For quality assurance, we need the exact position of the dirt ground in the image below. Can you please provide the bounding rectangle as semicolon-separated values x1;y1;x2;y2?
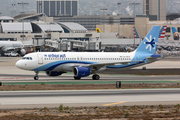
0;104;180;120
0;83;180;91
0;83;180;119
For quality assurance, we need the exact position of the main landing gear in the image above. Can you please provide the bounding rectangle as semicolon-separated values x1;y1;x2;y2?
34;71;39;80
92;74;100;80
73;74;100;80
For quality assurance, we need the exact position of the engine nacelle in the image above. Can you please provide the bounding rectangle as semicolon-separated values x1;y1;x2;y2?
20;49;26;55
73;67;91;78
46;71;63;76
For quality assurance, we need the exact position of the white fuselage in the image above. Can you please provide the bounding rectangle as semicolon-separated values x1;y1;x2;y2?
16;51;139;72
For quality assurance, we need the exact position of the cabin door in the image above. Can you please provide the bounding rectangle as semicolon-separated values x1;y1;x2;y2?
37;54;43;64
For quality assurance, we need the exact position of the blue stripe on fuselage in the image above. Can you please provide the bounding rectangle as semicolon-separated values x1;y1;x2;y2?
32;60;96;71
32;60;146;71
106;61;144;69
150;54;162;58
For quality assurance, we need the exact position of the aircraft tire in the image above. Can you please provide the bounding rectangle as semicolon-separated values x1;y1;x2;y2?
74;76;81;80
34;76;39;80
92;75;100;80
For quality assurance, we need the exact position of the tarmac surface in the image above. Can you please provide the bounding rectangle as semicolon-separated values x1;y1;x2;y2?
0;57;180;109
0;74;180;84
0;89;180;109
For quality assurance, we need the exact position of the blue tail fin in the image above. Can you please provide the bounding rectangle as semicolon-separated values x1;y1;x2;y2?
172;27;177;36
135;26;160;55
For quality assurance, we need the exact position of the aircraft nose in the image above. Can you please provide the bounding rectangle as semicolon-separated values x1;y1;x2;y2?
15;60;22;69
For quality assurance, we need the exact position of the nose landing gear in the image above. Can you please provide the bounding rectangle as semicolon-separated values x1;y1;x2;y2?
34;71;39;80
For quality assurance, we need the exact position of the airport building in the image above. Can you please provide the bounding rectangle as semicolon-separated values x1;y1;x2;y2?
0;20;101;52
53;15;135;31
36;0;78;17
97;17;180;40
0;16;14;23
143;0;166;21
1;12;180;52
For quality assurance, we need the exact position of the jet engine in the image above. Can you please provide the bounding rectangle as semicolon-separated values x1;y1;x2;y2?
46;71;63;76
20;49;26;55
73;67;91;78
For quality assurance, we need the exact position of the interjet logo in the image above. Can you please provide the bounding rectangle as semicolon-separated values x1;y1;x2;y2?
44;54;47;57
144;35;156;51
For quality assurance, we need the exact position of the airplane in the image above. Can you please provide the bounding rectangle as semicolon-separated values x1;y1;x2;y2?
171;27;180;40
16;26;162;80
0;41;26;56
133;26;167;40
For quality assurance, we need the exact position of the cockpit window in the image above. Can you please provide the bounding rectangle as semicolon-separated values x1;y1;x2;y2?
22;57;33;60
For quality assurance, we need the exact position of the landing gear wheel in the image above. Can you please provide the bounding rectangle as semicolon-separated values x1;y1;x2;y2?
92;75;100;80
34;71;39;80
34;76;39;80
74;76;81;80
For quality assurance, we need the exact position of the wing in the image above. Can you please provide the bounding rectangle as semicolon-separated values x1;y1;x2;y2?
73;60;143;71
72;54;163;71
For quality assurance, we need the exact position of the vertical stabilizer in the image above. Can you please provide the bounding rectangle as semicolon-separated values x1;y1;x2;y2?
172;27;177;36
133;27;140;38
135;26;161;55
158;26;167;40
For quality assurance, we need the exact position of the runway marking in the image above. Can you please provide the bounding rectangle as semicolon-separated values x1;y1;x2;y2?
102;101;126;106
0;78;31;80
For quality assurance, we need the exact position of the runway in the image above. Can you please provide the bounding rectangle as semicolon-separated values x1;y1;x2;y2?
0;74;180;84
0;89;180;109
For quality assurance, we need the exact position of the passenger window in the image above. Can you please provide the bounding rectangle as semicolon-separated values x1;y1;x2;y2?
27;57;29;60
30;57;32;60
